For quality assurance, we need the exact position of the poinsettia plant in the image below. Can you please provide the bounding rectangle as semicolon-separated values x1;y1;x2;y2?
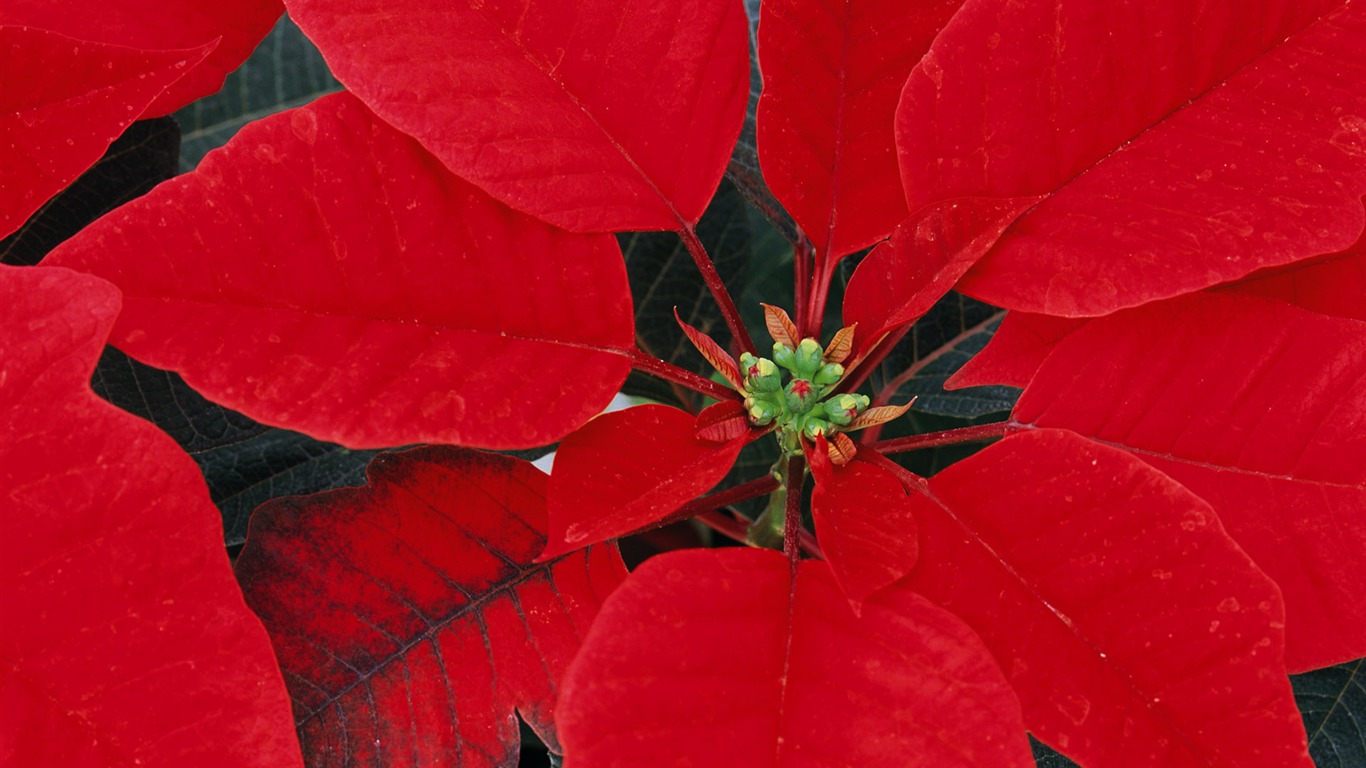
3;0;1365;765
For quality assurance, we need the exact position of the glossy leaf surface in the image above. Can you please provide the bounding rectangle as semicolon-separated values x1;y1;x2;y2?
0;27;207;239
899;0;1366;315
0;266;300;767
756;0;961;257
558;548;1032;767
544;405;749;558
809;450;918;612
287;0;749;232
842;195;1041;351
905;429;1310;767
2;0;282;115
45;91;634;450
1228;230;1366;321
236;446;626;767
1014;293;1366;671
945;312;1084;390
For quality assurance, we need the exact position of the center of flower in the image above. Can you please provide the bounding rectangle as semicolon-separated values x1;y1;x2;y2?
739;337;870;454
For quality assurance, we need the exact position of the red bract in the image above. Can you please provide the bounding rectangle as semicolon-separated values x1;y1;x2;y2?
45;92;634;449
8;0;1366;764
0;266;300;767
235;447;625;766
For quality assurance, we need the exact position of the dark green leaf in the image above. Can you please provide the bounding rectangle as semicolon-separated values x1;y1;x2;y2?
2;118;179;266
726;0;799;245
200;430;378;546
1295;658;1366;768
873;292;1019;418
1031;737;1081;768
90;347;266;453
621;180;750;409
174;14;339;169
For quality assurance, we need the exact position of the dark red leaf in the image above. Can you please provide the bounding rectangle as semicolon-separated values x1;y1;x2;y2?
286;0;748;232
904;429;1310;767
235;446;626;767
899;0;1366;315
0;26;209;239
45;92;634;450
810;454;918;612
842;195;1041;351
0;265;300;767
2;0;282;115
756;0;963;258
695;399;752;444
543;405;749;558
557;548;1032;767
944;312;1084;390
1013;292;1366;671
676;307;744;390
1225;227;1366;320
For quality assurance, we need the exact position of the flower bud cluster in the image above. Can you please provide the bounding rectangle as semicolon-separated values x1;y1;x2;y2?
740;341;870;453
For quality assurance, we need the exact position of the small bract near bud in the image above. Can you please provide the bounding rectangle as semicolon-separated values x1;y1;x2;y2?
793;338;824;377
813;362;844;387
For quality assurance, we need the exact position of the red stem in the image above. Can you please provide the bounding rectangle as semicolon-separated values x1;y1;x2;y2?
674;474;780;521
866;421;1011;455
679;225;755;355
628;348;736;402
803;251;839;339
783;453;806;562
837;325;911;397
694;510;754;545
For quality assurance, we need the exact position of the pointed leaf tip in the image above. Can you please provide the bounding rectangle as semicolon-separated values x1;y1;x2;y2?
847;400;915;431
675;307;744;390
761;302;802;349
823;324;857;364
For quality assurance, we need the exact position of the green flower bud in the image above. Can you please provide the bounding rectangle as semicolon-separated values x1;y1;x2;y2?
785;378;817;413
772;342;796;372
802;414;832;440
793;338;824;378
740;354;782;393
812;362;844;387
746;397;779;426
822;394;863;426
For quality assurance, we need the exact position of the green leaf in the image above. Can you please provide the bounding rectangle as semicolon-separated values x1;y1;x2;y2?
1295;658;1366;768
174;14;339;169
873;292;1019;418
726;0;799;245
2;118;179;266
621;179;750;409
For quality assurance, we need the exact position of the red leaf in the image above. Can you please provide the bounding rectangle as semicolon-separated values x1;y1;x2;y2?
235;446;626;767
810;455;918;612
695;399;752;444
543;405;749;558
1225;227;1366;321
842;195;1041;348
44;92;634;450
904;429;1310;767
899;1;1366;315
676;308;744;390
2;0;282;116
756;0;962;257
286;0;748;232
1013;292;1366;670
558;548;1032;767
0;266;300;767
944;312;1084;389
0;26;210;239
